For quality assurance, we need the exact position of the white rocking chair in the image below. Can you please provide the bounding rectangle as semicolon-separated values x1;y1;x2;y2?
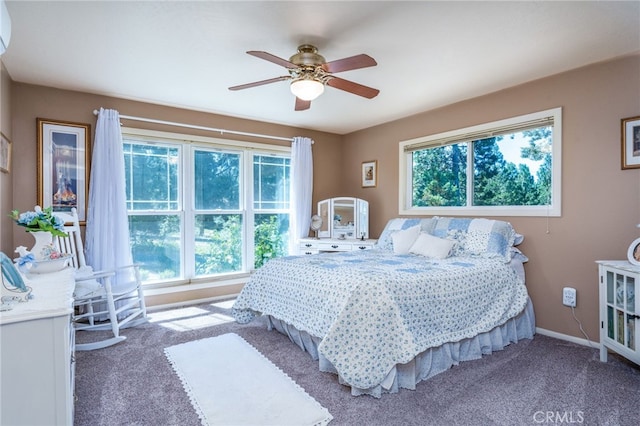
52;207;147;351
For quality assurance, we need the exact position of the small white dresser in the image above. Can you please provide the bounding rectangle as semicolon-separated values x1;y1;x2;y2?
1;268;76;426
597;260;639;366
299;238;377;255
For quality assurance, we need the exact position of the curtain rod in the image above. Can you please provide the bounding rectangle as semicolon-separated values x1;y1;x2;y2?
92;109;299;143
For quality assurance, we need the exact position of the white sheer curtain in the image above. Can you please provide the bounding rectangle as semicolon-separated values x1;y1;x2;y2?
85;108;133;287
289;137;314;254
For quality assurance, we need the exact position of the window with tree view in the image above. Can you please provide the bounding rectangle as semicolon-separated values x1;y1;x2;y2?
400;108;561;216
123;132;291;285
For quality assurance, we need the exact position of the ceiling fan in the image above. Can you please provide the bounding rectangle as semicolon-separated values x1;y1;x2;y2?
228;44;379;111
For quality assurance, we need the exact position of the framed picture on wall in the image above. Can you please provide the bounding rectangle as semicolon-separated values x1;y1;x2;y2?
37;118;91;223
621;115;640;169
362;160;377;188
0;132;10;173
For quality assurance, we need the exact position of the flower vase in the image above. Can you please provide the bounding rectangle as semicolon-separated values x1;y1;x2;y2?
29;231;53;260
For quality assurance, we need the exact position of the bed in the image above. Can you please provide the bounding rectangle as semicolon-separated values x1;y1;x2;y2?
232;217;535;397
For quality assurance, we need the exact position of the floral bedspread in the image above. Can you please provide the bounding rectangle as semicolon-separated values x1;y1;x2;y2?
232;250;528;390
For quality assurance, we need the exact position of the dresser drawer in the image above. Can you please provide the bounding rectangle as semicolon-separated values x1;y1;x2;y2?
301;250;319;255
354;243;374;250
298;238;377;254
300;240;320;250
318;242;351;251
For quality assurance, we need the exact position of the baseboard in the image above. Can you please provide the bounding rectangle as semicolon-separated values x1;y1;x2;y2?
144;276;247;296
535;327;600;350
142;277;246;309
148;300;602;351
146;292;240;313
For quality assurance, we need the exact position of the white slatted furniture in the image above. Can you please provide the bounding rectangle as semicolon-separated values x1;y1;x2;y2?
53;207;148;351
597;260;640;366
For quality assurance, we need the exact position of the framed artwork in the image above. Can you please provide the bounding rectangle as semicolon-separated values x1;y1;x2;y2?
621;115;640;169
628;238;640;266
361;160;377;188
37;118;91;223
0;132;10;173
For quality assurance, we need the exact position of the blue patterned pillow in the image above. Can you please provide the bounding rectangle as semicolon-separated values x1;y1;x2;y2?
431;217;517;262
375;217;437;251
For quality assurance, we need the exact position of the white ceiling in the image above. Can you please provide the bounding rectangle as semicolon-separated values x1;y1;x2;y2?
2;1;639;135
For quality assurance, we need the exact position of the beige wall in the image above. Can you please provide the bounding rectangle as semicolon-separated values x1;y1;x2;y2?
8;82;343;249
341;54;640;341
4;54;640;341
6;81;343;304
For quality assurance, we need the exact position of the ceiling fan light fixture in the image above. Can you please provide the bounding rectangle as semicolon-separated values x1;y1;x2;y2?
230;45;378;110
290;77;325;101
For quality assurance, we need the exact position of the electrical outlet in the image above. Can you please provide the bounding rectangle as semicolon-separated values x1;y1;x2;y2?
563;287;576;307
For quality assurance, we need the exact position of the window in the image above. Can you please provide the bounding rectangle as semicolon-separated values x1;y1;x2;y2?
253;154;290;268
122;129;291;285
399;108;562;217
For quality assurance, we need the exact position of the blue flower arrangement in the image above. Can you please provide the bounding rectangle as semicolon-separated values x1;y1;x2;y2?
9;206;67;237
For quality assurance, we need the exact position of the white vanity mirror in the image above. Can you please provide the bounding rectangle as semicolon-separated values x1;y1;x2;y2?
316;197;369;240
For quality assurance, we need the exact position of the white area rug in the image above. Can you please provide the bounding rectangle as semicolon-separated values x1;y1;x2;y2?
164;333;333;426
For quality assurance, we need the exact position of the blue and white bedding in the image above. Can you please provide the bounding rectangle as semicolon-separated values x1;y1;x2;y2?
232;249;529;392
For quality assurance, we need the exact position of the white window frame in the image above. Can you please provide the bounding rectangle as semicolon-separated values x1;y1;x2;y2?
398;107;562;217
121;127;291;286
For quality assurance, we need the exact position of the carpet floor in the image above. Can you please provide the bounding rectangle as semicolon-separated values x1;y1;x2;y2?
74;299;640;426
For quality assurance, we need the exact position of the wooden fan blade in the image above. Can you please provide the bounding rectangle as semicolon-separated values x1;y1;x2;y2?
229;76;290;91
247;51;298;69
322;54;377;73
326;77;380;99
295;97;311;111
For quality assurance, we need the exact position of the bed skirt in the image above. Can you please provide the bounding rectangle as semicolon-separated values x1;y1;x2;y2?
267;297;536;398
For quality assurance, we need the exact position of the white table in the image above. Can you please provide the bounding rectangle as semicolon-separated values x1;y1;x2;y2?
1;268;76;425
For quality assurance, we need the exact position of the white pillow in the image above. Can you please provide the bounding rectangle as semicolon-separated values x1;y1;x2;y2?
409;233;455;259
391;225;421;254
